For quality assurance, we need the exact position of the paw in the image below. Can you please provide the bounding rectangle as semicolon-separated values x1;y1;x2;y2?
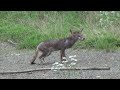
61;57;68;63
62;57;67;60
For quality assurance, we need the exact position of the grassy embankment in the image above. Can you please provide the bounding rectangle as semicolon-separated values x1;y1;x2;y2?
0;11;120;52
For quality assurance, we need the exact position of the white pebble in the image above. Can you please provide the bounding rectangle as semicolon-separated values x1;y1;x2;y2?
57;64;64;66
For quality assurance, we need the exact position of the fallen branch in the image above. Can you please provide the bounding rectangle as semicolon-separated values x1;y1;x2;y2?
0;67;110;75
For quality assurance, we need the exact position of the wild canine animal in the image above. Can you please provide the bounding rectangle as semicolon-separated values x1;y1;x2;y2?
30;29;85;64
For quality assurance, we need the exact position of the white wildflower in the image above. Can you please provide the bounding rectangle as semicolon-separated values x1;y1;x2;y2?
51;62;66;71
69;55;76;58
57;63;65;68
59;65;66;69
70;58;77;61
51;66;55;70
51;66;59;70
57;63;64;66
62;57;66;60
99;18;103;23
15;54;20;56
52;62;59;65
69;62;76;66
62;60;68;63
11;53;20;56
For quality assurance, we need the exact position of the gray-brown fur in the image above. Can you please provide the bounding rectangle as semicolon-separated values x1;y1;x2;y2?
30;29;85;64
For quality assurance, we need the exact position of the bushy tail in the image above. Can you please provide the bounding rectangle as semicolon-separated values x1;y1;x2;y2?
30;49;39;64
30;42;44;64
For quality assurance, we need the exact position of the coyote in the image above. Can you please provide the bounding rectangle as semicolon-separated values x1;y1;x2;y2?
30;29;85;64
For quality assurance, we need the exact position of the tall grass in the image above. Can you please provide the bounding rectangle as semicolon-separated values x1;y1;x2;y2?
0;11;120;51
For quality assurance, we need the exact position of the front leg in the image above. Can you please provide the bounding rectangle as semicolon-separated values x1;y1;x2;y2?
60;49;66;61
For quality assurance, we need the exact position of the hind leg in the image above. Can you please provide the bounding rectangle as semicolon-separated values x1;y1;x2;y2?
38;53;45;64
30;50;38;64
38;50;52;64
60;49;66;62
30;50;43;64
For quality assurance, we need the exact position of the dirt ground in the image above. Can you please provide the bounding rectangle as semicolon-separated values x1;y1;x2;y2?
0;42;120;79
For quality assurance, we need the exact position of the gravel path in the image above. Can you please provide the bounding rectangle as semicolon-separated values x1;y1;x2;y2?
0;42;120;79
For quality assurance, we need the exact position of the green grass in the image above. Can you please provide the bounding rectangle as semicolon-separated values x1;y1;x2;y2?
0;11;120;51
75;29;120;52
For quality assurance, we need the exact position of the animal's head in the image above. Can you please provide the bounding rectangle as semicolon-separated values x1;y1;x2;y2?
70;29;85;41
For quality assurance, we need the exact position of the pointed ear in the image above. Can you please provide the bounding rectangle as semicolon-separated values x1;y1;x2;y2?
70;29;72;34
80;28;83;32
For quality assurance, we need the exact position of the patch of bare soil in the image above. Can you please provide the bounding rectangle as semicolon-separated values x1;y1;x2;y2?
0;42;120;79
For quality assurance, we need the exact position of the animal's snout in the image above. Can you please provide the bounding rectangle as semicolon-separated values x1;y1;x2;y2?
78;36;85;40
